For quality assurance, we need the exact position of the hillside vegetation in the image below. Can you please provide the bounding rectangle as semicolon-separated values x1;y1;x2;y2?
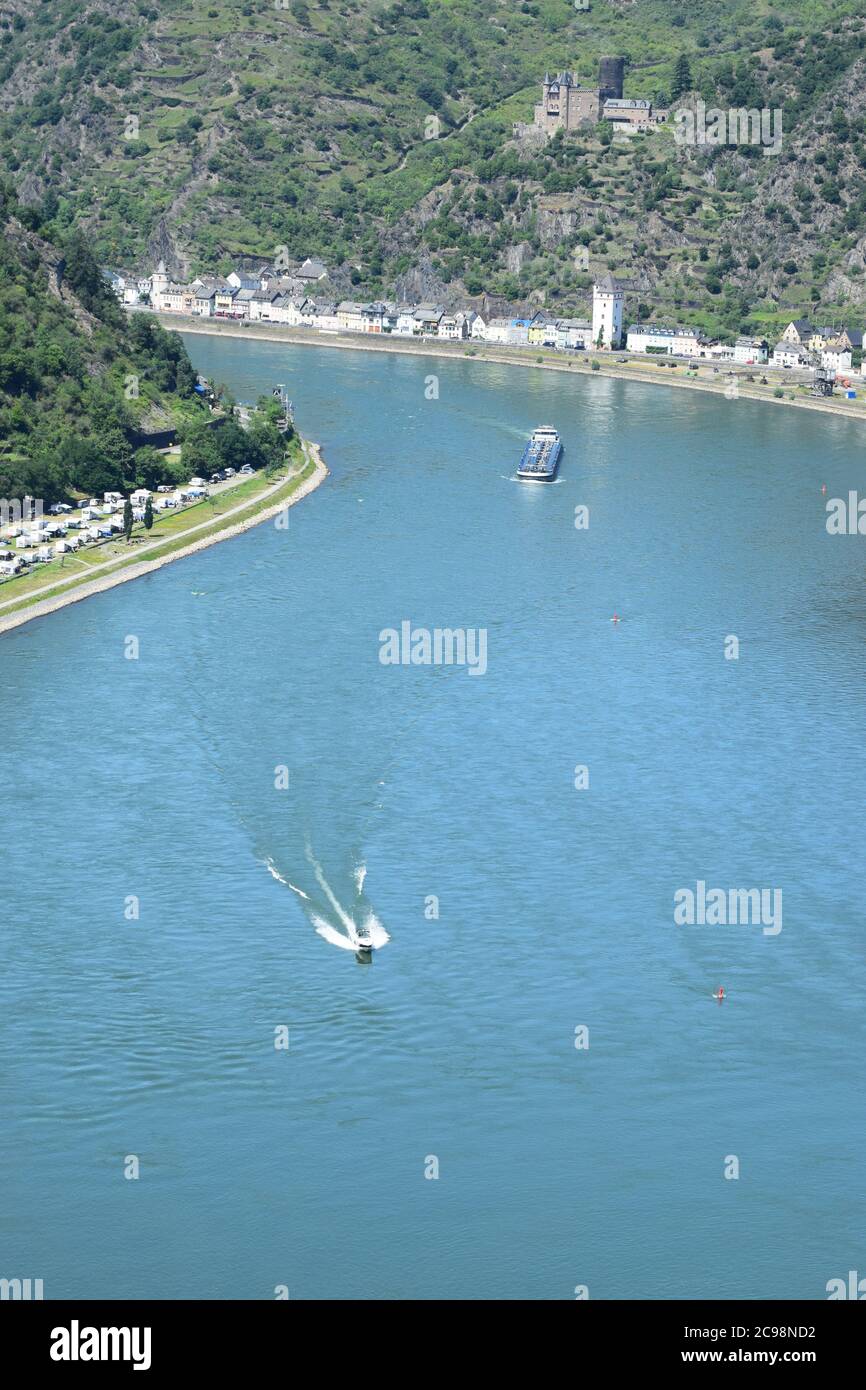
3;1;866;339
0;179;212;503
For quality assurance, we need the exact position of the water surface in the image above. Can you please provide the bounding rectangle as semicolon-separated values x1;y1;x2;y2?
1;339;864;1299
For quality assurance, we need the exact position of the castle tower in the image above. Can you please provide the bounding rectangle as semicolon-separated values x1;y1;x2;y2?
598;56;625;102
592;273;624;349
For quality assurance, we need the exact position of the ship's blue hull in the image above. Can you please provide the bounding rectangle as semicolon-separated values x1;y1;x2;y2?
517;437;562;481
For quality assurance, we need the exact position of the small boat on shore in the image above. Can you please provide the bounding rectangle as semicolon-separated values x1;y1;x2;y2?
517;426;562;481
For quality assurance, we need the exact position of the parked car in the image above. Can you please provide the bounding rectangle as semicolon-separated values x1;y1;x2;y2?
239;464;254;475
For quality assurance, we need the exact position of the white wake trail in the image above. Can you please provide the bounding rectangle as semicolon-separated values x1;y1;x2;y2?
306;844;359;936
305;844;390;952
264;857;310;899
362;911;390;949
312;914;359;952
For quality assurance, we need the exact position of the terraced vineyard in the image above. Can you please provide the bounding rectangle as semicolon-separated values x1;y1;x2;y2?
3;1;866;339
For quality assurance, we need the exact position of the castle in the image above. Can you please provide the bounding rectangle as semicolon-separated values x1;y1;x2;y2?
533;57;660;135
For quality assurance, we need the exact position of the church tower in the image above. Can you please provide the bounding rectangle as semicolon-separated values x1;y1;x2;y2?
150;260;169;310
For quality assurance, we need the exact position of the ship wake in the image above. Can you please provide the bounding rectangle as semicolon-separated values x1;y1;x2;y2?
263;847;389;953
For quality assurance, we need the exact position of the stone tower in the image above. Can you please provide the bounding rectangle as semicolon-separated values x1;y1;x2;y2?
592;273;624;349
598;56;625;102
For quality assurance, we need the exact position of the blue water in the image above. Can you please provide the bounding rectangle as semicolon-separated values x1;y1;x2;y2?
1;338;864;1300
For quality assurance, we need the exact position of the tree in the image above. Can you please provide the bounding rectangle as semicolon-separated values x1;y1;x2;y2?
123;497;133;542
143;495;154;531
671;54;693;101
62;230;118;320
178;417;223;477
133;445;166;490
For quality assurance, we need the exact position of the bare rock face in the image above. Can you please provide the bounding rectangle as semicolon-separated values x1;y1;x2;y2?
393;257;453;305
536;206;581;249
826;269;866;306
506;241;533;274
147;218;186;280
843;235;866;273
17;169;45;207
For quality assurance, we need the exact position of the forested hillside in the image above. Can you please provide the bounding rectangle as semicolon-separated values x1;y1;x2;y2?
3;1;866;339
0;179;205;503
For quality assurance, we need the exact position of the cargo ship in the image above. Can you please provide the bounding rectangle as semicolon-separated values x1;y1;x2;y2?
517;426;562;481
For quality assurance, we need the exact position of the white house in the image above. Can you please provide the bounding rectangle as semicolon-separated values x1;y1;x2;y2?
821;346;853;374
733;337;769;365
192;285;218;317
438;313;463;340
671;328;704;357
248;291;280;322
310;302;340;331
592;273;625;349
485;318;511;345
555;318;591;350
104;270;141;305
414;305;444;336
263;295;292;325
626;324;703;356
772;342;812;369
470;313;487;340
626;324;676;354
395;308;417;336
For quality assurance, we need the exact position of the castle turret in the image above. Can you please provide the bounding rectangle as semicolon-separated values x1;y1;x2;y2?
534;69;600;133
592;273;624;349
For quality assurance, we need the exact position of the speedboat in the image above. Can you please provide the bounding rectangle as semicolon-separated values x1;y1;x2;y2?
354;921;374;954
